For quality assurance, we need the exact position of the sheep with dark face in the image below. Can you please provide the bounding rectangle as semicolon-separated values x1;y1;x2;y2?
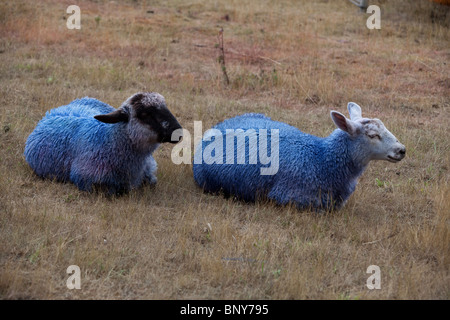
24;92;182;194
193;102;406;210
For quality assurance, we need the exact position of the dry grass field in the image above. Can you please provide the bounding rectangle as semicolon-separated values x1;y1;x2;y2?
0;0;449;300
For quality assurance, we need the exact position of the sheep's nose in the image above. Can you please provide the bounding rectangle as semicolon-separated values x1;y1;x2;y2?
165;126;183;144
398;145;406;156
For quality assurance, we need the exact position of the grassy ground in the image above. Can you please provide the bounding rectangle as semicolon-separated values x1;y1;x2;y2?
0;0;449;299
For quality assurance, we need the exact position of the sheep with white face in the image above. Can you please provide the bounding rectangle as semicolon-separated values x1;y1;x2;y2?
331;102;406;165
193;102;406;210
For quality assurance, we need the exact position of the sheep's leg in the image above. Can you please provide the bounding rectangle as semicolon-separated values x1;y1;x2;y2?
143;155;158;185
69;169;93;192
268;184;341;212
69;160;96;192
267;184;312;209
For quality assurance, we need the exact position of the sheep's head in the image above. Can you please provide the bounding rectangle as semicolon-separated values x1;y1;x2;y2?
330;102;406;163
94;92;182;145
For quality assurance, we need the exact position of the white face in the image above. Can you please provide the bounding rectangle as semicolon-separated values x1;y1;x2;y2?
357;118;406;163
331;102;406;163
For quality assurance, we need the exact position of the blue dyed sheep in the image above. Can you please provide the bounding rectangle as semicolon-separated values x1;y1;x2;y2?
193;102;406;210
24;92;182;194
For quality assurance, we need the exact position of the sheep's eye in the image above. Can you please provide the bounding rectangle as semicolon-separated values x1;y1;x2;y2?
140;112;148;118
368;134;381;140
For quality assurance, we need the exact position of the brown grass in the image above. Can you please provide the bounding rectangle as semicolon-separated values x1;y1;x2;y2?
0;0;449;299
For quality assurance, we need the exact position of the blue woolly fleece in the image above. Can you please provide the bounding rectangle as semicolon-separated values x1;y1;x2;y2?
193;113;368;210
24;98;158;194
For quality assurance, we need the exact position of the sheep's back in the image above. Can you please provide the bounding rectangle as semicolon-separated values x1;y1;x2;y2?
24;98;119;182
193;113;324;201
45;97;116;119
213;113;299;133
25;116;82;181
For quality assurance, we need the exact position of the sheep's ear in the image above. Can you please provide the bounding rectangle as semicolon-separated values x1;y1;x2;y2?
330;111;359;137
347;102;362;121
94;110;129;123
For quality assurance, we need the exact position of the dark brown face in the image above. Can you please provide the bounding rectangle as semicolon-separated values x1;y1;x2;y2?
131;93;182;144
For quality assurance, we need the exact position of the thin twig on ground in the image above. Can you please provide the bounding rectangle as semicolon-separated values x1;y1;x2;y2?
217;28;230;85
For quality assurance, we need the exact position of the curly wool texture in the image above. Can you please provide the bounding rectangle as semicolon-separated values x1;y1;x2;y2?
24;98;159;194
193;113;368;210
